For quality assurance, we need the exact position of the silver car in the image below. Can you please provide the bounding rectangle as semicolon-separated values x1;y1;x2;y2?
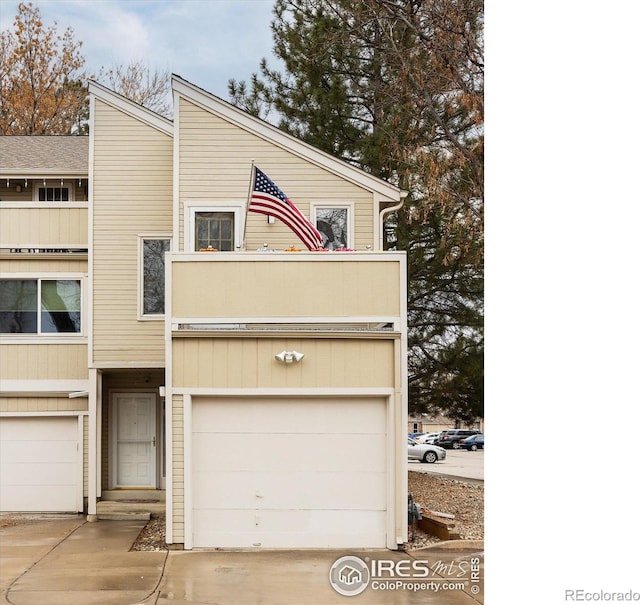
414;432;441;445
408;438;447;463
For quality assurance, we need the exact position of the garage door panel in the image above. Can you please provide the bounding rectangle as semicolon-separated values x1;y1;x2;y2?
193;398;386;434
193;509;386;549
0;440;77;464
0;417;79;512
193;470;387;510
0;417;77;440
192;433;385;472
191;397;388;549
0;485;76;512
1;462;77;486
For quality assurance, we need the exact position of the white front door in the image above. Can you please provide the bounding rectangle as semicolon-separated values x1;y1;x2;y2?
114;393;156;487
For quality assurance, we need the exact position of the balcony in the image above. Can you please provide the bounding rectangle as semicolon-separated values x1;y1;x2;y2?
168;251;406;332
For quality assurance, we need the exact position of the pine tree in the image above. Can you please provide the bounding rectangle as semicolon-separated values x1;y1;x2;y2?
229;0;484;423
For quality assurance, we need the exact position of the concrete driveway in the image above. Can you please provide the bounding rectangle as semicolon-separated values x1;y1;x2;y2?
0;516;166;605
1;517;483;605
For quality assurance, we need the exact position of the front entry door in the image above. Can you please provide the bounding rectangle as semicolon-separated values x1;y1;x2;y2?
114;393;156;487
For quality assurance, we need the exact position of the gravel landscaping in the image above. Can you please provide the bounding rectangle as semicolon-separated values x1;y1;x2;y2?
405;471;484;550
129;471;484;552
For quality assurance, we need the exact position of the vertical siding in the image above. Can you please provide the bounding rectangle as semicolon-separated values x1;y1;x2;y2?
172;338;395;389
177;99;374;252
0;344;88;380
0;208;88;246
172;394;184;543
92;100;173;363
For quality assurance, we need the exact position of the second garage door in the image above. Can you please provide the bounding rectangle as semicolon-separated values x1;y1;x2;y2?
191;397;387;548
0;416;80;512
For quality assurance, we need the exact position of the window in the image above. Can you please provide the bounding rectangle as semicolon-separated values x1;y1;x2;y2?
186;205;242;252
0;279;81;334
39;187;69;202
313;205;352;250
195;212;235;251
32;181;75;202
141;238;171;316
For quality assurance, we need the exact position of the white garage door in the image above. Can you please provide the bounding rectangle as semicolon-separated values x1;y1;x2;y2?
0;416;80;512
191;397;387;548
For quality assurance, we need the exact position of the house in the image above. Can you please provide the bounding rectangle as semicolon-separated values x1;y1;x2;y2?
0;136;89;514
0;75;408;550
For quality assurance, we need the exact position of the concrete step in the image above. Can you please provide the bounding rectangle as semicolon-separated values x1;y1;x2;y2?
96;499;165;521
101;489;166;502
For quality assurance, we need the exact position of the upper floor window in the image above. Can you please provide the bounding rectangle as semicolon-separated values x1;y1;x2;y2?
186;204;242;252
140;237;171;317
39;187;69;202
33;181;75;202
312;204;353;250
196;211;235;251
0;278;82;334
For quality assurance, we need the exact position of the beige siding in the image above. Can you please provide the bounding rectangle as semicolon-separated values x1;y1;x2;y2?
178;99;374;251
0;397;88;412
83;414;89;498
92;100;172;363
172;394;184;544
171;256;402;319
172;337;395;389
0;344;88;380
0;259;87;273
0;208;87;247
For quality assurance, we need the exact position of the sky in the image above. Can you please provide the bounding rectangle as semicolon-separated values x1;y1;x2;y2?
0;0;278;99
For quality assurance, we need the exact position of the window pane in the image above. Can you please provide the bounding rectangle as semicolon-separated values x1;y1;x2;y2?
316;208;348;250
195;212;234;251
38;187;69;201
0;280;37;333
41;280;81;333
143;239;170;314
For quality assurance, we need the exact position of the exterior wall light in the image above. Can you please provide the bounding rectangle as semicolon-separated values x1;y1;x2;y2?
274;350;304;364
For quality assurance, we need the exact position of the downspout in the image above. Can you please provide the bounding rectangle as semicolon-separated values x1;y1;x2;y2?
379;191;408;250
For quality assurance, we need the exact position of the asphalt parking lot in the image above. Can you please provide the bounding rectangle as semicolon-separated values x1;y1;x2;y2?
408;449;484;483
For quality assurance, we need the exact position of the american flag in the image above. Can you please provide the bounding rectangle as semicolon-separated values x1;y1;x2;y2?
248;167;324;251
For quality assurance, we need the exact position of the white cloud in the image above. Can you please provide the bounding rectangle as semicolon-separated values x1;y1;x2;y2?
1;0;279;96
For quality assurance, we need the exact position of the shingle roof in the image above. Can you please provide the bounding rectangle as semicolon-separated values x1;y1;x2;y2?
0;136;88;175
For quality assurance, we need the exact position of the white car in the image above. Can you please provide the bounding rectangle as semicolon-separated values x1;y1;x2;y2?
414;432;440;445
408;438;446;463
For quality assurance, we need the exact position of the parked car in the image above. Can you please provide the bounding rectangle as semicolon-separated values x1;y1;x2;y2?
407;438;447;463
460;434;484;451
414;432;441;445
408;432;425;440
436;429;481;449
